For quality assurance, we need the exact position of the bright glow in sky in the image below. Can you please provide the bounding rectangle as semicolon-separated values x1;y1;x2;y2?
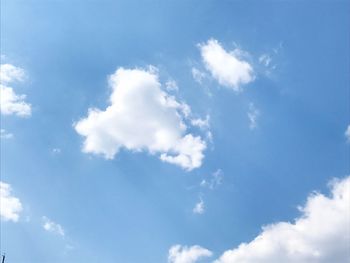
1;1;349;262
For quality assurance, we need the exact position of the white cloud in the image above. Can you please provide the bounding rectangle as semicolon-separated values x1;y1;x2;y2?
258;52;277;77
168;245;212;263
247;103;260;130
191;115;210;130
0;63;25;84
259;54;272;67
0;63;31;117
0;129;13;139
199;39;254;91
200;169;223;190
52;148;61;154
345;125;350;143
193;197;205;215
166;80;179;92
0;181;23;222
74;67;206;170
159;134;206;170
42;216;65;236
214;175;350;263
192;67;207;84
0;86;31;116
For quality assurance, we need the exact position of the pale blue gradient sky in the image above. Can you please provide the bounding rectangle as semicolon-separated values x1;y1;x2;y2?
1;1;349;262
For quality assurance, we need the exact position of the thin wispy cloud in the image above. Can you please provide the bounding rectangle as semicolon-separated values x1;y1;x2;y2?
0;129;14;139
345;125;350;143
247;103;260;130
191;67;207;85
42;216;65;236
191;115;210;131
200;169;223;190
165;80;179;92
259;54;272;67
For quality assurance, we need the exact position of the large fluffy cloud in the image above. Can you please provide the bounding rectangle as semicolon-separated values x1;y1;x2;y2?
75;67;206;170
168;245;212;263
214;176;350;263
0;63;31;117
173;176;350;262
199;39;254;91
0;181;23;222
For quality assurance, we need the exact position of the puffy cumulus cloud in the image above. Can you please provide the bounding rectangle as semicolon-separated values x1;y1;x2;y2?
74;67;206;170
0;63;25;84
0;86;31;116
0;181;23;222
0;63;31;117
199;39;254;91
42;216;65;236
345;125;350;143
159;134;205;169
214;176;350;263
168;245;212;263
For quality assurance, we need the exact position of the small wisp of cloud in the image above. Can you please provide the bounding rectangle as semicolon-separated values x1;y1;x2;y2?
192;67;207;85
259;54;272;67
165;80;179;92
191;115;210;131
200;169;223;190
193;197;205;215
0;129;14;139
247;103;260;130
42;216;65;236
52;148;62;154
345;125;350;143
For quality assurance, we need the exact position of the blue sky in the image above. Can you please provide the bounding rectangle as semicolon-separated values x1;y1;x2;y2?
1;1;349;262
